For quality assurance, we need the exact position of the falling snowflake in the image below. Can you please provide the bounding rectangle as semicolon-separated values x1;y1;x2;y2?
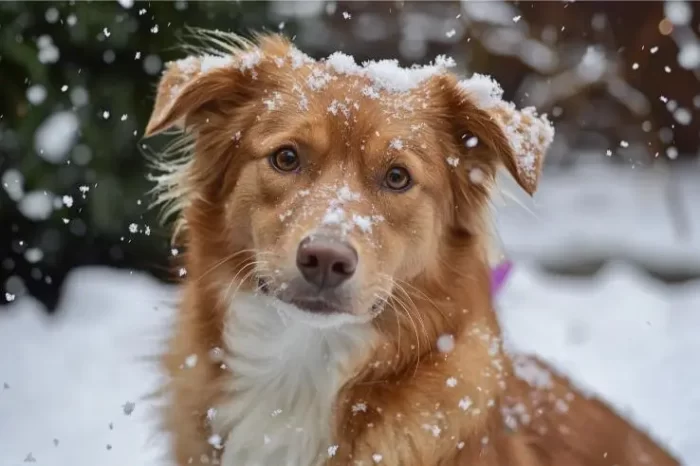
352;401;367;414
464;136;479;148
389;138;404;150
184;354;198;368
437;334;455;353
459;396;473;411
208;434;223;449
122;401;135;415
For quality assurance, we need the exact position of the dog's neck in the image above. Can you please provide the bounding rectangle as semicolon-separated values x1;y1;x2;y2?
212;292;377;466
210;258;509;466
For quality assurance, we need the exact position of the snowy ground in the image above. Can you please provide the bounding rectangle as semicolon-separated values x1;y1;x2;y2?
1;160;699;466
494;158;700;276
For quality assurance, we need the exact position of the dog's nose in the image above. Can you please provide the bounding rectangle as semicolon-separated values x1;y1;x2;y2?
296;236;357;289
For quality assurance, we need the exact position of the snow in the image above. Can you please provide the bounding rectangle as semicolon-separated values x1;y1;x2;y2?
493;159;700;276
678;43;700;70
499;261;700;461
34;111;80;163
2;160;700;465
457;73;504;108
26;85;47;105
436;334;455;353
37;35;59;64
17;191;55;221
664;0;692;26
2;169;25;201
325;52;456;93
460;0;520;27
576;46;606;83
1;258;697;464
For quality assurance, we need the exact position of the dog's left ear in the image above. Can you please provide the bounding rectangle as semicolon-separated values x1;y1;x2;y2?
439;74;555;195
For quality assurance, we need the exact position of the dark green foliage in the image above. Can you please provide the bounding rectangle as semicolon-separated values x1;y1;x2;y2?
0;1;291;309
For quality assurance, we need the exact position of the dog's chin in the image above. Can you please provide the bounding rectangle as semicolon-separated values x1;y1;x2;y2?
256;278;380;329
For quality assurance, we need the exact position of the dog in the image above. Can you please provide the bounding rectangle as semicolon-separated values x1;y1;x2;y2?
144;32;680;466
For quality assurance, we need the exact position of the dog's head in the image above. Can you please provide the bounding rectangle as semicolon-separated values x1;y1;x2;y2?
145;33;553;327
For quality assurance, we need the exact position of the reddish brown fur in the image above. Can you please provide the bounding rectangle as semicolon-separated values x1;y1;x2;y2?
145;33;680;466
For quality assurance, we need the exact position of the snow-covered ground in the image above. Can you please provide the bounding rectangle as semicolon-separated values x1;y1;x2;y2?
1;160;699;465
495;158;700;276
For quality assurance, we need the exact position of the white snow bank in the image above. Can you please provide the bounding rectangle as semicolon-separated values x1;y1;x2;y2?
0;264;698;465
0;268;175;466
493;159;700;275
499;261;700;463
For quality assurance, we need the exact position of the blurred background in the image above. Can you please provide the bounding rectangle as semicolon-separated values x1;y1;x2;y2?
1;0;699;310
0;1;699;465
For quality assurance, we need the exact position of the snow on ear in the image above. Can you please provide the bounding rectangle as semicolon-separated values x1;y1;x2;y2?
144;55;237;137
457;74;555;195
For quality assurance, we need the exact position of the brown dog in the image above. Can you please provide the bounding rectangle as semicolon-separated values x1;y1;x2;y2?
144;32;680;466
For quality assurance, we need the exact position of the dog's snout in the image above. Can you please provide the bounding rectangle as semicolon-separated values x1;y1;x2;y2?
296;236;357;289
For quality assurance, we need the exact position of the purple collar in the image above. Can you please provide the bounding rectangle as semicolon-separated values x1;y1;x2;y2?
490;260;513;296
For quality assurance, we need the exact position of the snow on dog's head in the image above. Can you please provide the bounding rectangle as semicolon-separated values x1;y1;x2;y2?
144;31;554;323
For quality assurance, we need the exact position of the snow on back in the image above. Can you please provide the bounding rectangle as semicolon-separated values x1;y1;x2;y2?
511;354;552;389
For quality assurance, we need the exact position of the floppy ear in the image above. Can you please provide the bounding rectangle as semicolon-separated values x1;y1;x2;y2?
144;55;240;137
144;34;297;138
445;73;555;195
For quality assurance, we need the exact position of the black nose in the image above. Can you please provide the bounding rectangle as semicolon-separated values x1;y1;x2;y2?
296;236;358;289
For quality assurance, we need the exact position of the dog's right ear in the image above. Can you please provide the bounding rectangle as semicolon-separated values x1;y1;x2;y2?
145;56;233;137
144;55;251;137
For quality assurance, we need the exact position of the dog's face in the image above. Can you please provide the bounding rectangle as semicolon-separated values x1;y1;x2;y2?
145;35;553;325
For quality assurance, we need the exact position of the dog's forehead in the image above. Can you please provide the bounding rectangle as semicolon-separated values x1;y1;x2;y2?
252;62;446;162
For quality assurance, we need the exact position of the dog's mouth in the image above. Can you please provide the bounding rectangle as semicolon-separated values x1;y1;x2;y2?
257;277;342;313
257;277;384;316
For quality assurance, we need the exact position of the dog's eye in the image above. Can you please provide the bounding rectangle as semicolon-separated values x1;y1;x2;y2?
384;166;412;191
269;148;300;173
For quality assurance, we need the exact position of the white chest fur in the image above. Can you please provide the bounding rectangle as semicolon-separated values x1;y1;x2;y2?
212;292;376;466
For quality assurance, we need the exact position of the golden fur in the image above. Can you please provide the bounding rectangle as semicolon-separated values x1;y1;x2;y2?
144;32;680;466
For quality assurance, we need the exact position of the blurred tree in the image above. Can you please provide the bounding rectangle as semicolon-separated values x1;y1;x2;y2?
0;0;288;310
